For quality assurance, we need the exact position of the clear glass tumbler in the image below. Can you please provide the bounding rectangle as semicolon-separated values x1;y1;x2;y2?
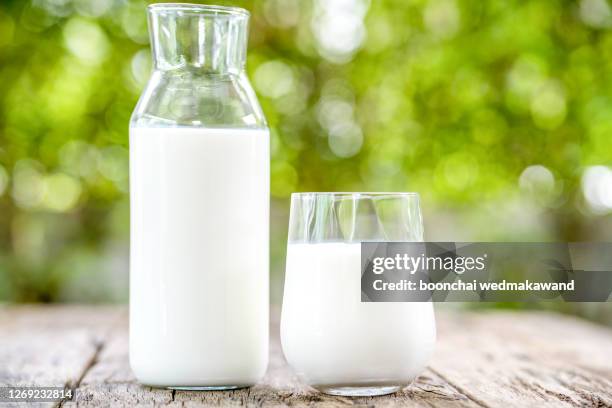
281;193;436;396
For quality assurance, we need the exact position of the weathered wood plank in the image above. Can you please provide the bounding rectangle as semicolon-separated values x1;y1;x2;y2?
430;311;612;408
0;305;122;407
482;311;612;376
2;306;612;407
0;305;121;387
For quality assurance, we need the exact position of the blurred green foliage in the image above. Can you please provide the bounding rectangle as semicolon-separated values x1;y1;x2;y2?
0;0;611;321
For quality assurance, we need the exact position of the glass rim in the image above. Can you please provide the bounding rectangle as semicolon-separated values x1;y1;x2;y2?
148;3;250;17
291;192;420;199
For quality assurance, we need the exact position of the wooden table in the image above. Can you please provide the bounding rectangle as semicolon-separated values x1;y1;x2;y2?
1;306;611;407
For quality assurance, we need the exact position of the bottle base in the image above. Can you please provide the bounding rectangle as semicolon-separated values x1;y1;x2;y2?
167;385;250;391
314;385;402;397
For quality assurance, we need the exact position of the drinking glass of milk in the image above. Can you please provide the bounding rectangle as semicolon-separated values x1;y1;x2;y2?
281;193;436;396
129;4;268;389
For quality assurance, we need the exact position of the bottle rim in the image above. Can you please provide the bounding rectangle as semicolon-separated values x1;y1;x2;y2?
147;3;250;18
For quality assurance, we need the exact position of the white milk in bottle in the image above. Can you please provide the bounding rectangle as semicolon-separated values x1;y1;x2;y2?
129;4;269;388
130;127;269;387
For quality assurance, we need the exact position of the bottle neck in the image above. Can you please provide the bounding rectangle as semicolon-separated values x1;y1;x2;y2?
147;5;249;74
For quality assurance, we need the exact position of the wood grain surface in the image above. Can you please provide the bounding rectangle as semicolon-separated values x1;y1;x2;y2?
0;305;611;407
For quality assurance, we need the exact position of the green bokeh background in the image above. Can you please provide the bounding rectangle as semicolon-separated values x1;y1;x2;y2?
0;0;611;323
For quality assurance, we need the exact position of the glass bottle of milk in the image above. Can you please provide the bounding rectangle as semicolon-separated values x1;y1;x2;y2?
129;4;268;389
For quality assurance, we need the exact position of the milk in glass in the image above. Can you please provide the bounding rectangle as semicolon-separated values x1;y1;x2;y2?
282;243;436;388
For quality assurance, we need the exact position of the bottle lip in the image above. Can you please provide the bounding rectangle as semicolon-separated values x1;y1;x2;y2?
147;3;250;18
